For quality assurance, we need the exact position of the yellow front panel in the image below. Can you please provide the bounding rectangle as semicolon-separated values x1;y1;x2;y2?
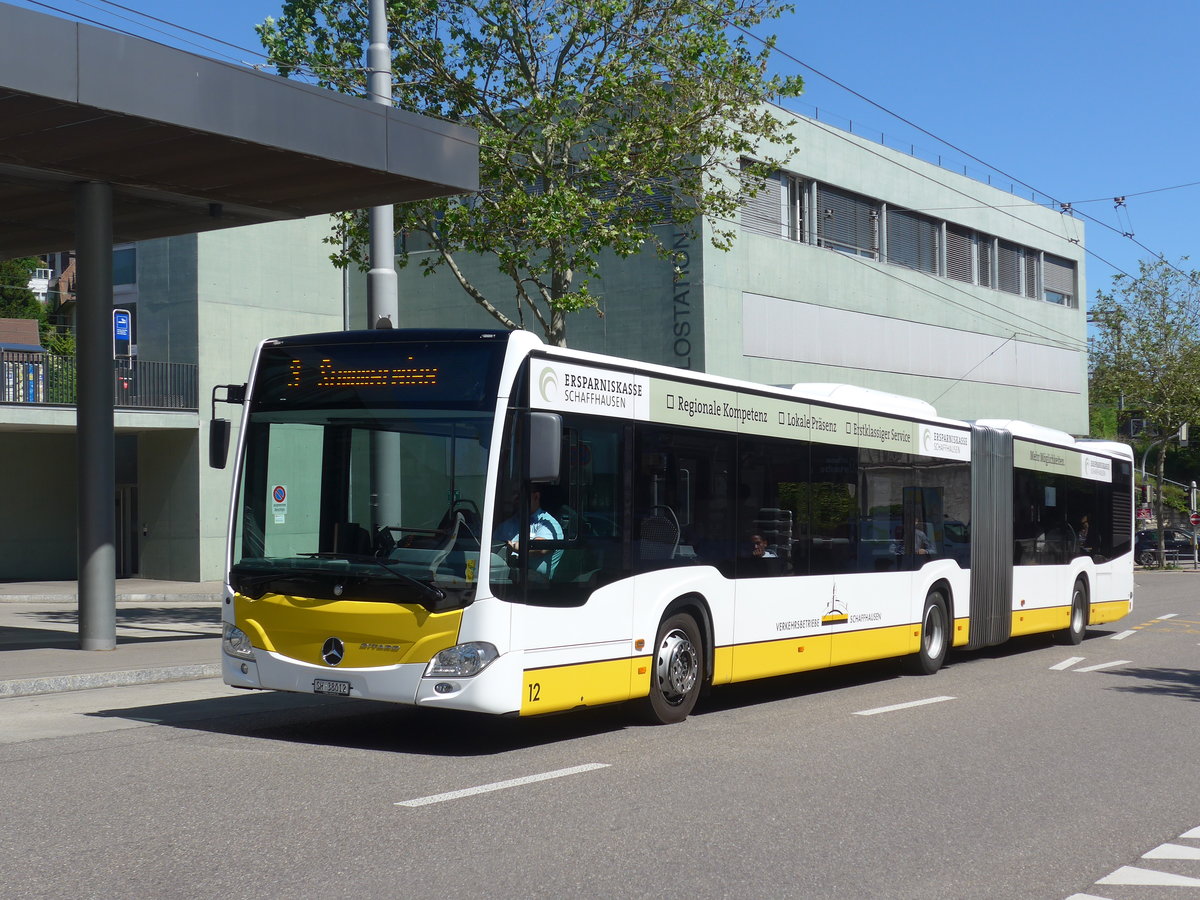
730;634;833;683
830;624;915;667
521;657;641;715
1090;599;1132;625
1011;605;1068;637
235;592;462;668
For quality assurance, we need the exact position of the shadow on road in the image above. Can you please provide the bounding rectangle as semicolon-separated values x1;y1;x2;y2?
35;606;220;628
1106;666;1200;701
87;690;633;756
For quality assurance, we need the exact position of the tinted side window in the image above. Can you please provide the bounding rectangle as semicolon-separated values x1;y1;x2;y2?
635;424;735;575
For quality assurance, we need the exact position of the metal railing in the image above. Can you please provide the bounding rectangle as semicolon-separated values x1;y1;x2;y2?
1;351;198;411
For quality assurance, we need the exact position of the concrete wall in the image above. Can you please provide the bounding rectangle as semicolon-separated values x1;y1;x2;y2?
0;432;77;579
366;224;699;371
193;216;345;579
137;429;200;580
135;234;199;364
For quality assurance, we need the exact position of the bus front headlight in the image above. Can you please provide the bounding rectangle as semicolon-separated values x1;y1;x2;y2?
222;622;256;660
426;642;498;678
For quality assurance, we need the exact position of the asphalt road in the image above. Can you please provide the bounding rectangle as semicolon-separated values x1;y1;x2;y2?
2;571;1198;899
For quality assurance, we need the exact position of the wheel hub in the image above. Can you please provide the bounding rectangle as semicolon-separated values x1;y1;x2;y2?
655;629;698;703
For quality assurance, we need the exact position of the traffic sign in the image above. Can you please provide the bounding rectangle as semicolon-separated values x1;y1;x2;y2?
1190;511;1200;527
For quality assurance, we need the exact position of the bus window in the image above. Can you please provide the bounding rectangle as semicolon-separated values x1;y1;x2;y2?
635;425;735;574
807;444;858;575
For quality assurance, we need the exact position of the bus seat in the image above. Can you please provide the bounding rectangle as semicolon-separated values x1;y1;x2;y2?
637;506;680;560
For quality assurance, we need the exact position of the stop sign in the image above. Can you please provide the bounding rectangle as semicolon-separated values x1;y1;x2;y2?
1190;511;1200;527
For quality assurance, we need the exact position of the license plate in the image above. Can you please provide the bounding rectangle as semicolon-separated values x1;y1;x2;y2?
313;678;351;696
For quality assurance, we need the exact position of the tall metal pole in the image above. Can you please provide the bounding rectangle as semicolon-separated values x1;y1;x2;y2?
366;0;403;536
75;181;116;650
366;0;397;329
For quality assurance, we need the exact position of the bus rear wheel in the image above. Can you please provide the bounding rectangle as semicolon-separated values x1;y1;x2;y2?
638;613;703;725
906;588;949;675
1056;578;1088;645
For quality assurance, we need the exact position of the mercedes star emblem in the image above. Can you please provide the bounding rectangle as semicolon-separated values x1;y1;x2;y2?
321;637;345;666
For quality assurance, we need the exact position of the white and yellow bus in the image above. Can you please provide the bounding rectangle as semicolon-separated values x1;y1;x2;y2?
214;328;1134;724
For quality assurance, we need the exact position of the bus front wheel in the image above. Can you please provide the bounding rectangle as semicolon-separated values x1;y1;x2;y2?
906;588;949;675
1056;578;1088;645
638;613;703;725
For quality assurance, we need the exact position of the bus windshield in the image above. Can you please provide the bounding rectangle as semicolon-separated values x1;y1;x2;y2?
229;337;504;610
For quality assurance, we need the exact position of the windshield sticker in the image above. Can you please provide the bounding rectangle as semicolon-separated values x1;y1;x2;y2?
272;484;287;524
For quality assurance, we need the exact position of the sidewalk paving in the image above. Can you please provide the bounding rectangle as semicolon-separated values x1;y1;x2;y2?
0;579;226;699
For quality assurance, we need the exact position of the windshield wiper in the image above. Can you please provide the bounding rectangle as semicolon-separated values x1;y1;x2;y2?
296;552;447;608
231;571;326;601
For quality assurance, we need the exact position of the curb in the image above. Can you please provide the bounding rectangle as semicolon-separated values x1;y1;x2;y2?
0;595;224;604
0;664;222;698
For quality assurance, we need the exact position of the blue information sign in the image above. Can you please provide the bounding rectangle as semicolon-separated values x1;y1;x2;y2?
113;309;131;358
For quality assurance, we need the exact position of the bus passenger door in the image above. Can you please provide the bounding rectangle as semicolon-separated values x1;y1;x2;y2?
509;418;636;714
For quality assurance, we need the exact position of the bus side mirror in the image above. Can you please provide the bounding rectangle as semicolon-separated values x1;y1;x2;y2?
528;411;562;483
209;418;231;469
208;383;246;470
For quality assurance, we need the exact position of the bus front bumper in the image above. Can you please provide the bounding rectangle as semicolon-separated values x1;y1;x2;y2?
222;647;524;715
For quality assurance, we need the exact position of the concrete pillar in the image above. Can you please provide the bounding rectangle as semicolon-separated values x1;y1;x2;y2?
75;181;116;651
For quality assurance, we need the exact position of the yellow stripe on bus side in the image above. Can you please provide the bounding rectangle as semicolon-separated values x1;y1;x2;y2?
521;656;645;716
829;624;918;667
1089;599;1132;625
1010;604;1069;637
235;592;462;669
730;633;833;683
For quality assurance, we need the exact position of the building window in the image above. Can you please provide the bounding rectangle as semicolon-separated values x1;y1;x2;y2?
946;224;974;283
997;240;1022;295
735;164;1078;308
740;162;804;242
817;185;878;259
1044;254;1076;306
1023;247;1040;299
886;207;939;274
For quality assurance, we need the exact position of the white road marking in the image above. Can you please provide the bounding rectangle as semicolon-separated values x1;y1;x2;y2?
1063;894;1114;900
1182;825;1200;839
852;696;955;717
1155;613;1179;619
1073;660;1130;673
1143;842;1200;860
1051;657;1085;670
396;763;610;808
1109;630;1136;640
1097;865;1200;886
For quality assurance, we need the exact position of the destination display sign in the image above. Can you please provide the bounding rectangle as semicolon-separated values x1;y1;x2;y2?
250;340;506;412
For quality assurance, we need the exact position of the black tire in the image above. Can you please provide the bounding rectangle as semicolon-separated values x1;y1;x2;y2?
906;588;950;675
637;613;703;724
1137;550;1158;568
1056;578;1088;645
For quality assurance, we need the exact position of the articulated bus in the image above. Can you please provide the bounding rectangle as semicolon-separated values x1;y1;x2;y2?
214;328;1134;724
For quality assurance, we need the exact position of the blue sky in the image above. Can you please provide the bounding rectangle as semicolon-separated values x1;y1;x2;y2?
17;0;1199;298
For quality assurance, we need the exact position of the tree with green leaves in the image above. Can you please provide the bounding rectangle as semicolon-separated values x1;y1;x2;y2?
259;0;803;346
0;256;45;323
1090;257;1200;556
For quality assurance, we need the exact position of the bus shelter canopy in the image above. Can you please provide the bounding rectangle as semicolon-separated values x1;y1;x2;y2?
0;2;478;258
